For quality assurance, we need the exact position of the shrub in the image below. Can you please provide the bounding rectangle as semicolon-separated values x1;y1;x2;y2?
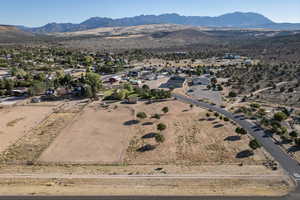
224;117;229;122
162;106;169;114
206;113;210;117
294;138;300;146
155;134;165;143
235;127;247;135
152;113;161;119
249;139;261;150
136;112;147;119
273;112;288;122
229;91;237;98
157;123;167;132
289;131;298;138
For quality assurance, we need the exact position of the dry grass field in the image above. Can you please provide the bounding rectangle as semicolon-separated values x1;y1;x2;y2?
37;100;267;165
38;103;135;164
0;105;55;153
0;99;293;196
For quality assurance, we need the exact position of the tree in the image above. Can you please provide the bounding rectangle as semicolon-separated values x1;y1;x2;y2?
83;85;93;98
152;113;161;119
123;83;133;92
211;77;217;85
235;127;247;135
162;106;169;114
273;112;288;122
85;72;102;98
155;134;165;143
289;131;298;138
142;84;150;91
157;123;167;132
294;138;300;146
249;139;261;150
190;104;194;109
28;81;46;96
136;112;147;120
229;91;237;98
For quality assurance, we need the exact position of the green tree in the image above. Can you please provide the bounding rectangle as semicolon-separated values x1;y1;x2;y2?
235;127;247;135
157;123;167;132
249;139;261;150
83;85;93;98
294;138;300;146
85;72;102;98
273;112;288;122
28;81;46;96
229;91;237;98
155;134;165;143
162;106;169;114
289;131;298;138
136;112;147;120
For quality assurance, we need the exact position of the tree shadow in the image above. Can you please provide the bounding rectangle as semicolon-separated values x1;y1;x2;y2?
199;118;206;121
123;120;139;126
142;122;154;126
280;139;293;145
263;130;273;138
236;150;254;158
207;118;216;121
212;121;219;124
142;132;158;139
182;109;189;112
224;135;241;142
137;144;156;152
213;124;224;128
288;146;300;153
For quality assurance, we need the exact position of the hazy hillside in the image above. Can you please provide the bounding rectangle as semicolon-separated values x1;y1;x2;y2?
0;25;36;43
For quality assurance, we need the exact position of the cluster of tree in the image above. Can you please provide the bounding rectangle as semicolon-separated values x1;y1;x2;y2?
105;84;171;101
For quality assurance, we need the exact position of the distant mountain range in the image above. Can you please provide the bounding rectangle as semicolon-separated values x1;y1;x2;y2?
17;12;300;33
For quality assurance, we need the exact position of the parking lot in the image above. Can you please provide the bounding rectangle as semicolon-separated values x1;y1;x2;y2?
187;75;223;105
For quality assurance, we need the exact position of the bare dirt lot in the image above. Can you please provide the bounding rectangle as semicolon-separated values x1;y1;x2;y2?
0;105;55;153
38;103;135;164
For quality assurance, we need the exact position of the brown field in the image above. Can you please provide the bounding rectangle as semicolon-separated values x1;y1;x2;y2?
0;105;55;153
0;100;293;196
38;103;135;164
0;176;292;196
38;100;267;165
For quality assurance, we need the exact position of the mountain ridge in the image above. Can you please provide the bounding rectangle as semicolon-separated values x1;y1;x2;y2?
22;12;287;33
17;12;300;33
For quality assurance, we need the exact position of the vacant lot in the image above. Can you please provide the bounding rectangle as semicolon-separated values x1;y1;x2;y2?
125;100;266;165
0;105;55;153
38;100;267;166
38;103;135;164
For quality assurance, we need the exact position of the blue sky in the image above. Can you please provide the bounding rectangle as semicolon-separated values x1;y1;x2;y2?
1;0;299;27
